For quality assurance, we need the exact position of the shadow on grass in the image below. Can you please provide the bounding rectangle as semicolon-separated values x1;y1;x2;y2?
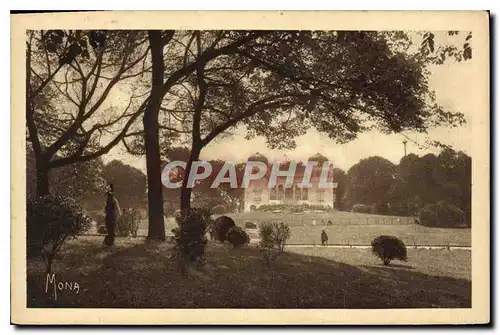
385;263;415;270
27;237;471;309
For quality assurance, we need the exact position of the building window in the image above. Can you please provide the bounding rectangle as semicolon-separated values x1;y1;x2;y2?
301;187;308;200
270;186;277;201
316;189;325;203
253;188;263;202
285;186;293;200
294;185;301;200
277;185;284;201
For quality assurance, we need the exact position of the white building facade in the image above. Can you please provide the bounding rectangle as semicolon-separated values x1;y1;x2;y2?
243;153;337;212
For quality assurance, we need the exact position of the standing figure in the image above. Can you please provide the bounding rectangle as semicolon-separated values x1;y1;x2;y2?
321;230;328;246
104;183;121;247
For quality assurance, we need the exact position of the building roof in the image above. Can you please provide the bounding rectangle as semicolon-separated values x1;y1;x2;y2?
247;152;269;164
308;152;329;164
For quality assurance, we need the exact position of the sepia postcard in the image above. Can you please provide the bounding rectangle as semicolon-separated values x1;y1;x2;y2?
11;10;490;325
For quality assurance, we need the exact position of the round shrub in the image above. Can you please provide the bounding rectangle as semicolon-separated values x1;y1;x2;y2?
27;194;92;273
227;226;250;248
97;225;107;234
352;204;369;213
244;221;257;229
212;204;226;215
211;215;236;242
249;204;257;212
419;202;465;228
371;235;407;266
174;208;213;262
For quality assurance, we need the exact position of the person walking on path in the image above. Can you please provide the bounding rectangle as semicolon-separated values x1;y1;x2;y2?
321;230;329;246
104;183;122;247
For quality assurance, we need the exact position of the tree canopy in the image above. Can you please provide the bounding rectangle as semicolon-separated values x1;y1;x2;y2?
26;29;474;238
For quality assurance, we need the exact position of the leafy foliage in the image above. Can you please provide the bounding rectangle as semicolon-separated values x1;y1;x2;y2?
173;208;213;268
244;221;257;229
346;157;397;211
342;149;471;219
117;208;141;237
391;149;471;218
258;203;332;213
137;30;472;214
371;235;408;266
211;204;226;215
211;215;236;242
332;168;347;210
27;194;92;273
27;30;150;197
420;31;473;64
419;202;466;228
259;221;292;267
351;204;369;213
103;160;147;209
226;226;250;248
26;147;106;208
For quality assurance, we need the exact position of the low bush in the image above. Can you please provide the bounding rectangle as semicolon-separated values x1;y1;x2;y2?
419;202;465;228
309;204;332;212
117;208;140;237
173;208;213;269
352;204;369;213
211;204;226;215
97;225;107;234
244;221;257;229
258;204;287;212
371;235;407;266
258;204;333;213
249;204;257;211
290;205;305;213
259;221;292;267
227;226;250;248
27;195;92;273
211;215;236;242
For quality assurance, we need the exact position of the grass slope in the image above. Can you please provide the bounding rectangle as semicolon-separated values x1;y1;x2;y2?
28;236;470;308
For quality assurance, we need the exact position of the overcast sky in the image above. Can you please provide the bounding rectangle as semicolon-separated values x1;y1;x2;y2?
102;38;477;172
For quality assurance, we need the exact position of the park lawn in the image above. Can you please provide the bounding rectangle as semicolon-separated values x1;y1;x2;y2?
281;225;471;246
288;247;471;281
27;236;470;308
126;212;471;247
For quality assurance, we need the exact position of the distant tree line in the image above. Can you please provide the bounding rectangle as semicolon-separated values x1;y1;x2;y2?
27;147;147;212
338;148;471;227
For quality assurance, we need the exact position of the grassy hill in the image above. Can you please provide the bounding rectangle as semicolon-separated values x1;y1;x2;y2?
27;236;471;308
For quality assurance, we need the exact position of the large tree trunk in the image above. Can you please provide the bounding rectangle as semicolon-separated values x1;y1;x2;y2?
144;116;165;241
180;145;201;211
144;31;166;241
35;160;50;197
180;186;193;211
